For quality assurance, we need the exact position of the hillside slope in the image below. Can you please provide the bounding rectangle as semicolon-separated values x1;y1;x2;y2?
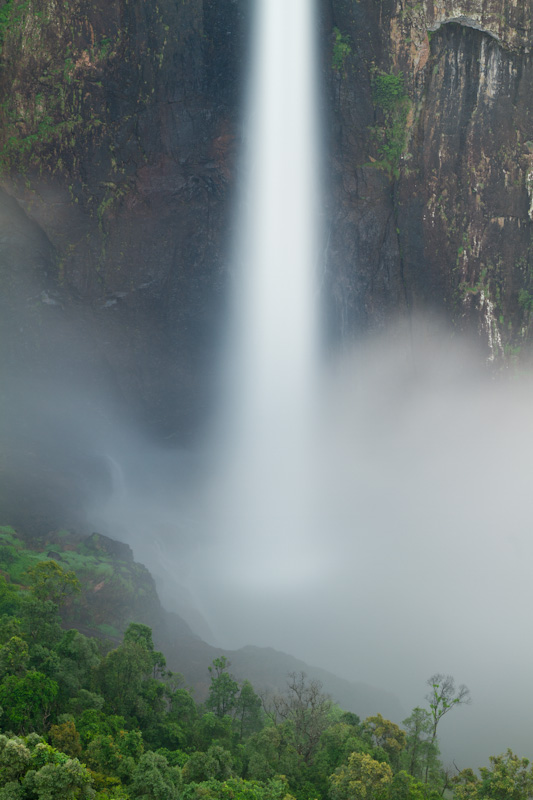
0;524;404;721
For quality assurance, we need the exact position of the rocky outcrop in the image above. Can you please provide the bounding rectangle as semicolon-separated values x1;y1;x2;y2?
0;0;245;437
421;0;532;49
326;0;533;361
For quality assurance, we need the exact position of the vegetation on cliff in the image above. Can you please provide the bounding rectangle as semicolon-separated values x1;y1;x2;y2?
0;0;114;177
370;70;411;180
0;526;161;642
0;526;529;799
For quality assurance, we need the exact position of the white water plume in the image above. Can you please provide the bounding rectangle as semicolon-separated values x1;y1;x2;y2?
206;0;323;592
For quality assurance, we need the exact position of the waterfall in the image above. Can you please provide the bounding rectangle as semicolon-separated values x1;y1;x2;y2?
233;0;321;432
205;0;323;608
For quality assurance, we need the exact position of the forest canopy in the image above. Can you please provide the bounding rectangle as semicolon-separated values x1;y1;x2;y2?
0;536;527;800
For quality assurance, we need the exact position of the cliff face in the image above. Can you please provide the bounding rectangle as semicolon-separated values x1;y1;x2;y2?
0;0;245;436
1;0;532;445
326;0;533;360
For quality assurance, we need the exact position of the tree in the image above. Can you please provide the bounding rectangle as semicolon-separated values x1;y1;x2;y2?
267;671;332;766
206;657;239;718
86;729;144;782
424;674;470;782
363;713;406;769
234;679;262;741
453;751;533;800
124;623;167;679
0;635;29;677
245;722;300;783
481;751;533;800
75;708;129;749
390;770;437;800
0;577;22;620
401;707;440;782
49;720;82;758
311;719;371;800
0;669;58;733
169;682;197;730
452;768;481;800
193;711;233;751
0;734;31;784
329;751;393;800
23;756;95;799
95;637;153;717
0;734;96;799
68;688;105;717
180;775;296;800
130;751;181;799
25;560;80;606
21;597;63;646
182;745;233;784
425;674;470;744
54;629;101;706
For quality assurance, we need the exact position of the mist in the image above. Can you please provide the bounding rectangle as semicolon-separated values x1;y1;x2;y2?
190;321;533;770
2;312;533;768
96;321;533;769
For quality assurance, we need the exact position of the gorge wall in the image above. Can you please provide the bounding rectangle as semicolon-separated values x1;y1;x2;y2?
0;0;246;441
0;0;532;444
326;0;533;361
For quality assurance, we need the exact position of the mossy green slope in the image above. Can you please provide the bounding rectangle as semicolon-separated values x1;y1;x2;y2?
0;525;163;642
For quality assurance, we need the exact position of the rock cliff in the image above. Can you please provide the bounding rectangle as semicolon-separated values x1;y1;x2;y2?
0;0;532;438
326;0;533;361
0;0;245;437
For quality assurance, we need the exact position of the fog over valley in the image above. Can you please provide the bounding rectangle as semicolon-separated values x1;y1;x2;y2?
3;319;532;769
90;322;533;770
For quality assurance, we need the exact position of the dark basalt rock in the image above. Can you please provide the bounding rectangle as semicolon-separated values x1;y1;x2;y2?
325;0;533;360
0;0;247;441
84;532;134;562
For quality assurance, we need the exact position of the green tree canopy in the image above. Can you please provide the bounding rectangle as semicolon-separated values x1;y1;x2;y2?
330;751;394;800
24;560;80;606
363;713;407;768
0;669;58;733
206;657;240;718
130;751;181;799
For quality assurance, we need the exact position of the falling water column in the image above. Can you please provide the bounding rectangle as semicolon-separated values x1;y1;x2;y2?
207;0;323;626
